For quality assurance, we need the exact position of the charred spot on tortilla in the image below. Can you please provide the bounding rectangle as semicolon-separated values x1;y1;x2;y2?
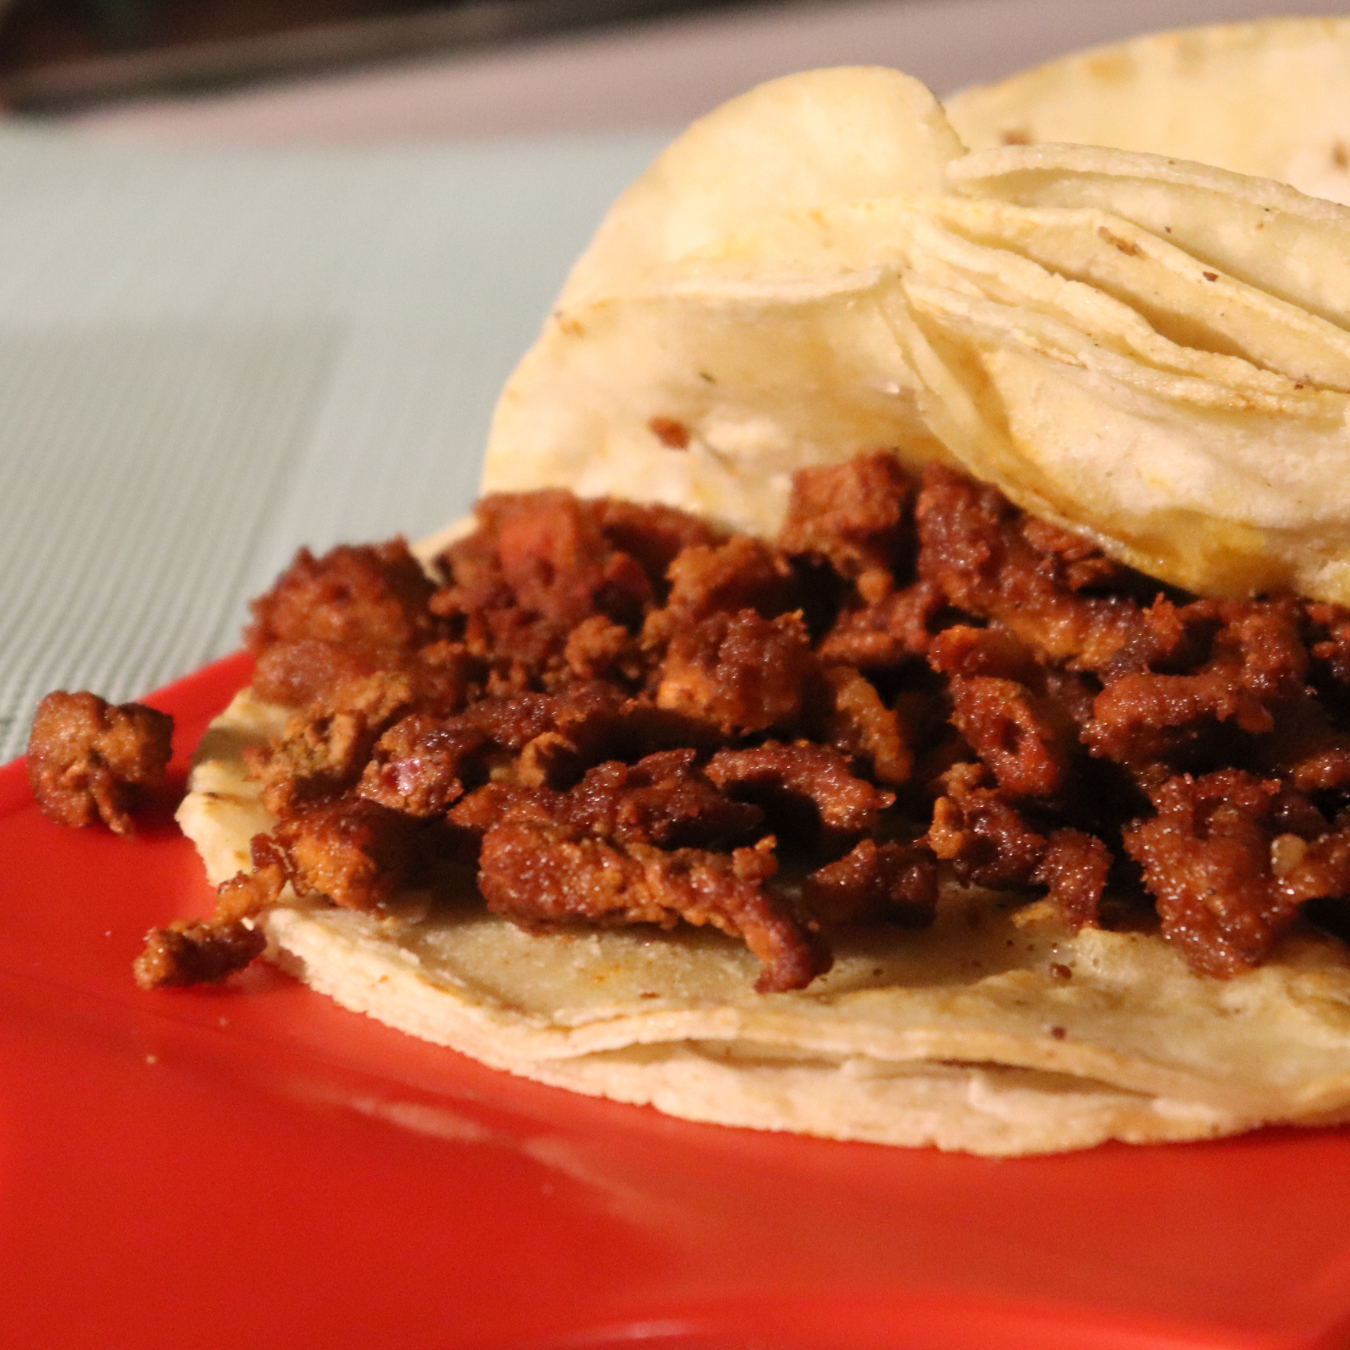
649;417;692;450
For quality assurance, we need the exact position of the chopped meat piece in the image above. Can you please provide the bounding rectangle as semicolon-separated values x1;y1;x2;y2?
452;689;567;753
801;837;937;925
493;493;651;625
1123;770;1301;977
927;623;1040;683
478;824;825;992
357;714;485;817
916;464;1164;671
655;609;815;736
251;636;474;715
563;750;763;847
1278;816;1350;908
593;498;724;593
1080;598;1319;776
816;665;913;785
706;741;894;840
1034;829;1111;929
661;536;796;622
450;781;553;836
452;684;624;786
27;691;174;836
492;685;727;790
925;767;1047;889
252;639;387;709
303;658;469;732
1211;598;1309;698
818;577;945;669
565;614;637;681
1257;700;1350;792
248;539;438;652
272;799;422;912
134;918;267;989
215;843;289;921
946;675;1072;801
452;751;761;850
136;838;285;988
1085;661;1272;774
432;490;653;672
1308;601;1350;686
777;452;914;577
245;709;377;816
648;416;690;449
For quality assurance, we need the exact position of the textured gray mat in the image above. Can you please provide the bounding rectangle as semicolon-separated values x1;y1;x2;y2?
0;126;665;760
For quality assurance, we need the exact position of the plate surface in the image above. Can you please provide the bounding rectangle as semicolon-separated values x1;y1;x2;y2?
4;655;1350;1350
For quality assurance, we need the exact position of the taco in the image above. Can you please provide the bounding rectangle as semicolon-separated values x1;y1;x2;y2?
152;48;1350;1156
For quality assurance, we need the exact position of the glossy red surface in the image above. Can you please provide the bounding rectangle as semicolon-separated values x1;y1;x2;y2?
4;654;1350;1350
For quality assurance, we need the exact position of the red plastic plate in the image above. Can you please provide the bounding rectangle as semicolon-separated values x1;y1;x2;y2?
4;654;1350;1350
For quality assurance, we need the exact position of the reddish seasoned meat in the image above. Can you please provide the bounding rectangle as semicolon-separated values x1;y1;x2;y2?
357;714;485;817
251;631;474;716
248;539;438;653
1277;817;1350;911
924;766;1047;889
592;498;724;593
452;751;761;850
1124;770;1300;976
432;491;654;672
802;837;937;925
272;798;422;912
1084;599;1313;778
565;614;638;682
1034;829;1111;929
449;781;551;836
660;536;797;623
563;751;763;848
926;623;1040;683
818;577;945;669
252;639;387;709
777;452;914;577
134;918;266;989
215;839;290;920
706;741;894;839
146;453;1350;991
1086;665;1268;775
815;665;913;786
946;676;1072;801
916;464;1165;671
655;609;815;737
1257;700;1350;793
28;691;173;836
245;709;378;816
492;493;651;625
1308;600;1350;686
478;823;825;992
451;689;568;753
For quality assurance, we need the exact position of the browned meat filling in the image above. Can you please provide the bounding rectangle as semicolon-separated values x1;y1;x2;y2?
134;917;267;988
28;691;173;837
135;450;1350;991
